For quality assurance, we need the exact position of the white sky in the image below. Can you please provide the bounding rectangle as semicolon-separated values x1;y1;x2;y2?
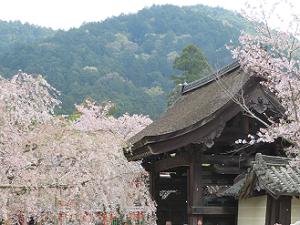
0;0;298;30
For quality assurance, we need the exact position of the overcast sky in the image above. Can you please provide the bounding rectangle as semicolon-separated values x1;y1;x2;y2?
0;0;298;30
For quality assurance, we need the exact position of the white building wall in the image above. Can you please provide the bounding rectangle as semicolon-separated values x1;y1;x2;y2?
238;195;267;225
292;197;300;224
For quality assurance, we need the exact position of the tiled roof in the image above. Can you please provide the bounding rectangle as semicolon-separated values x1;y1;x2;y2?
204;185;230;196
220;154;300;199
252;153;300;198
218;177;246;198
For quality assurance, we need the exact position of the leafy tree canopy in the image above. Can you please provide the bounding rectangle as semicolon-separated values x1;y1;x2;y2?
0;5;252;118
172;44;212;84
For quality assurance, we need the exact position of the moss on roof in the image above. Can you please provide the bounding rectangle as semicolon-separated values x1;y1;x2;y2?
129;64;248;145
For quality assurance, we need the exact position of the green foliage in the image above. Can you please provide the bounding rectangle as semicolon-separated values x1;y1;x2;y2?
144;86;164;96
0;20;55;53
168;44;212;106
172;44;212;84
0;5;252;118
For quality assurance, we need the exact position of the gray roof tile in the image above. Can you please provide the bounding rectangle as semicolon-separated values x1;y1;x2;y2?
220;153;300;198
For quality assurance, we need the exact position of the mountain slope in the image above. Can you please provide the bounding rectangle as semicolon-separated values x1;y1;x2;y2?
0;20;55;53
0;5;250;118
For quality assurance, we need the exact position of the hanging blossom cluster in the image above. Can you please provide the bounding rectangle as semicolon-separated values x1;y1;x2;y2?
73;100;152;140
231;1;300;160
0;72;60;145
0;73;156;224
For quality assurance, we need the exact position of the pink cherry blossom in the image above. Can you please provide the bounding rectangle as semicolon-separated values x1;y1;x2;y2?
231;1;300;159
0;74;156;224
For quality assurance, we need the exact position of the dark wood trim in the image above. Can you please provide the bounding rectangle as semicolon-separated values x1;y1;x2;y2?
265;195;291;225
182;61;240;94
154;154;190;172
126;99;243;161
213;165;241;174
242;116;249;133
127;77;263;161
188;149;203;225
149;169;159;201
145;101;241;155
153;153;252;172
278;196;291;225
191;206;237;215
202;155;253;167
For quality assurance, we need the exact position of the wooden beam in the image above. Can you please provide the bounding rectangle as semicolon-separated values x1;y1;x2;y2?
159;177;233;188
202;155;253;167
214;127;247;143
154;153;190;172
154;153;252;173
213;165;241;174
201;178;234;185
128;78;264;161
191;206;237;215
141;101;242;156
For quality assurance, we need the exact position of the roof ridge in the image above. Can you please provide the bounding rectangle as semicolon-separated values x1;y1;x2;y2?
181;60;240;94
255;153;290;167
256;153;291;160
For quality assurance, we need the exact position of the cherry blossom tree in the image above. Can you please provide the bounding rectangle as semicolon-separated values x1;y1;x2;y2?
230;0;300;161
73;99;152;140
0;72;156;224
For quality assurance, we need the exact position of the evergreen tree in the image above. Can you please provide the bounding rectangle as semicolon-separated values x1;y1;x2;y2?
172;44;212;85
168;44;212;106
0;5;252;117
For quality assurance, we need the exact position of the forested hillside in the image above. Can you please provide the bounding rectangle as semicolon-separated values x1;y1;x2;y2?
0;5;250;118
0;20;55;53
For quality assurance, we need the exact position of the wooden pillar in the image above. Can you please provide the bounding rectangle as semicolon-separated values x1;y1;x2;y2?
242;116;249;133
265;195;291;225
278;196;291;225
149;167;159;202
187;149;203;225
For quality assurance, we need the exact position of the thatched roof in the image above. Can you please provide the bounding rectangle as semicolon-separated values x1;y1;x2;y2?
129;61;244;145
126;61;252;160
220;153;300;199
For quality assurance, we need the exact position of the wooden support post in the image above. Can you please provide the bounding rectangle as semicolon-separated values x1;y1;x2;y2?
242;116;249;134
149;168;159;202
188;148;203;225
278;196;291;225
265;195;291;225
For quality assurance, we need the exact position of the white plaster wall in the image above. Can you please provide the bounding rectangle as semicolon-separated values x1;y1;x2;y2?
292;197;300;224
238;195;267;225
